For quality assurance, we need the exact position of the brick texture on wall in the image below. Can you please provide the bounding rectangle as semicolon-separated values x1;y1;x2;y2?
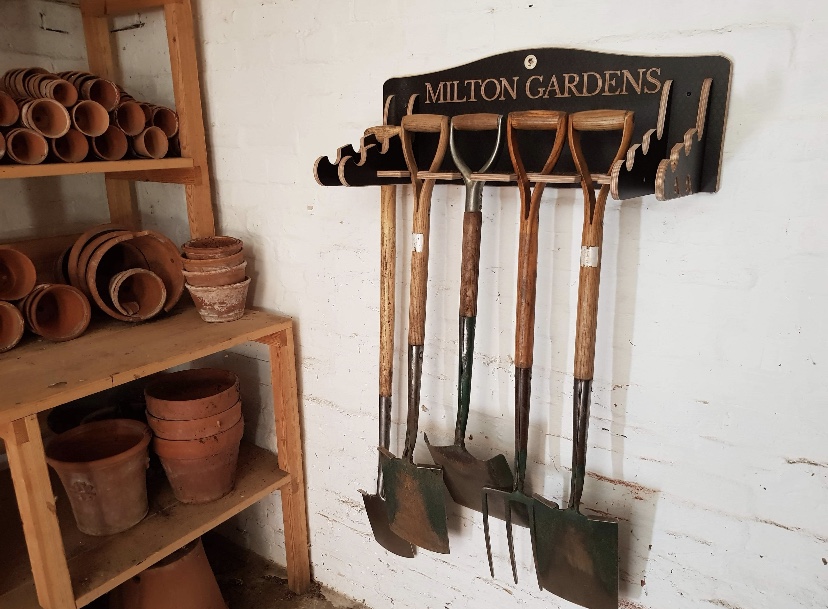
1;2;826;609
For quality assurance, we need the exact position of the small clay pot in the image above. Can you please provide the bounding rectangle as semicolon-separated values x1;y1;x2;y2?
80;77;120;112
19;98;71;138
75;230;136;297
42;77;78;107
67;223;128;290
151;106;179;138
186;277;250;323
182;262;246;288
5;128;49;165
181;250;244;273
91;125;128;161
153;417;244;504
144;368;240;421
0;248;37;300
85;232;150;320
112;100;146;136
46;419;151;536
71;99;109;137
109;538;228;609
130;230;185;312
51;129;90;163
147;400;242;441
109;268;167;321
182;236;243;260
0;301;25;353
54;246;72;284
0;91;19;126
131;126;169;159
26;284;91;341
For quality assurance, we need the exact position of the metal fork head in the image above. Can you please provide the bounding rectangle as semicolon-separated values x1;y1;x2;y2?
482;487;545;583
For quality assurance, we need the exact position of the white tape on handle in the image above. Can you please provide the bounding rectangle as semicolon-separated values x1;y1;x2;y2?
580;246;600;268
413;233;424;253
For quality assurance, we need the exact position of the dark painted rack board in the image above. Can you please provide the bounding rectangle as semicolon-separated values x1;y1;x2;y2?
313;47;732;201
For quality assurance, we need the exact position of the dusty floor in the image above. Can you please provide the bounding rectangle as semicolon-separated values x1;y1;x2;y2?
204;535;368;609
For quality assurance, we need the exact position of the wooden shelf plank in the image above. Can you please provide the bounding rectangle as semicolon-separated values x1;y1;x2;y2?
0;158;194;181
0;306;292;425
0;441;290;608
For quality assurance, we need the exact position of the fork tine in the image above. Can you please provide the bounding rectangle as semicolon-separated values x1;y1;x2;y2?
506;501;518;584
482;491;495;578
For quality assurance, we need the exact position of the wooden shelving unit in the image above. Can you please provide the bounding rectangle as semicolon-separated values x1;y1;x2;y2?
0;1;311;608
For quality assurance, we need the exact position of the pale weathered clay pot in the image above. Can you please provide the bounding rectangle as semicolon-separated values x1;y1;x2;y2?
109;538;228;609
147;400;242;441
0;248;37;300
144;368;240;421
182;262;246;288
182;236;243;260
181;250;244;272
0;301;25;353
45;419;151;536
153;417;244;504
186;277;250;323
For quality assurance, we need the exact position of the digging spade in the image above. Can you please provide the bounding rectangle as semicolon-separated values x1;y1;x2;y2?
482;110;568;583
532;109;634;609
425;113;514;513
358;125;416;555
379;114;452;554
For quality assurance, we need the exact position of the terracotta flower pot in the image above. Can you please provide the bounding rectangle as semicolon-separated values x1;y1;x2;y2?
0;301;25;353
80;77;120;112
67;224;128;291
0;91;19;127
109;538;228;609
153;417;244;504
130;230;185;312
132;126;169;159
0;131;5;162
51;129;90;163
71;99;109;137
109;268;167;321
91;125;128;161
147;400;242;441
112;100;146;136
0;248;37;300
84;232;151;320
181;250;244;273
26;284;91;342
19;98;71;138
181;236;243;260
144;368;240;421
54;246;71;284
5;128;49;165
45;419;152;536
186;277;250;323
182;262;246;287
75;230;137;298
151;106;179;138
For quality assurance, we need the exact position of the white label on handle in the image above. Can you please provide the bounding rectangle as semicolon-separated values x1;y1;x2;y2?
413;233;424;253
580;246;600;267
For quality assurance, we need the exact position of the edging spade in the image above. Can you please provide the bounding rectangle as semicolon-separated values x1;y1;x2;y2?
380;114;452;554
425;113;514;514
532;109;635;609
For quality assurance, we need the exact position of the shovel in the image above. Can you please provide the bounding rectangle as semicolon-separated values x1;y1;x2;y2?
380;114;452;554
532;109;634;609
425;113;514;512
359;169;416;556
482;110;568;583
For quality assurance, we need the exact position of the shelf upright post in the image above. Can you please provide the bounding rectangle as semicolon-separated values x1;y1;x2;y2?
0;415;75;609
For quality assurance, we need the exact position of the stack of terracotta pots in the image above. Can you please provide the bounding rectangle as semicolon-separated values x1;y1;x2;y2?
0;67;180;165
59;224;184;323
0;247;91;352
144;368;244;504
181;237;250;323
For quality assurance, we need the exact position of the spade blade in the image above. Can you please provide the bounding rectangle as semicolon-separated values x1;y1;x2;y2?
360;491;416;558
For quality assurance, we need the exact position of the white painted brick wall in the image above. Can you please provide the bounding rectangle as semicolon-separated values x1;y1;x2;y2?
1;2;827;608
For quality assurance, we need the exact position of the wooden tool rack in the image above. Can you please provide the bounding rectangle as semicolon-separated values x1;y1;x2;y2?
0;1;311;607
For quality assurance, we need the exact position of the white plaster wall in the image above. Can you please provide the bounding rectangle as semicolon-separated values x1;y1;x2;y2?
2;2;827;609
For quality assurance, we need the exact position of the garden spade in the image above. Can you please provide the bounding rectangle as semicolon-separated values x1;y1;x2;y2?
380;114;452;554
425;113;514;513
359;169;416;556
482;110;568;583
532;109;634;609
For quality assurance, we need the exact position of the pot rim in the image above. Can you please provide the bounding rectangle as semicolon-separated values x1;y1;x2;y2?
45;419;151;470
153;416;244;459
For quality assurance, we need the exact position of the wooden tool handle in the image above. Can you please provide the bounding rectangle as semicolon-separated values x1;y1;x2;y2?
452;113;500;131
569;110;634;379
507;110;568;368
459;211;483;317
379;184;396;398
365;124;400;145
402;115;450;346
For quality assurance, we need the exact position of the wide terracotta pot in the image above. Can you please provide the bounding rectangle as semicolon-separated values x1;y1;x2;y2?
109;538;227;609
144;368;240;421
45;420;152;536
182;262;246;287
147;400;242;441
182;236;243;260
154;417;244;504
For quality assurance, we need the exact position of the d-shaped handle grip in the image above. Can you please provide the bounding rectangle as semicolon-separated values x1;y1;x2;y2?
509;109;567;131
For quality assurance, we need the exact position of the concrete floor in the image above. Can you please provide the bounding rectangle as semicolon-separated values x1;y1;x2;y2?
204;535;368;609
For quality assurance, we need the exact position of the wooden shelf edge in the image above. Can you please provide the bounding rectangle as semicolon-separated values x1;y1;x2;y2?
0;442;289;608
0;158;195;181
